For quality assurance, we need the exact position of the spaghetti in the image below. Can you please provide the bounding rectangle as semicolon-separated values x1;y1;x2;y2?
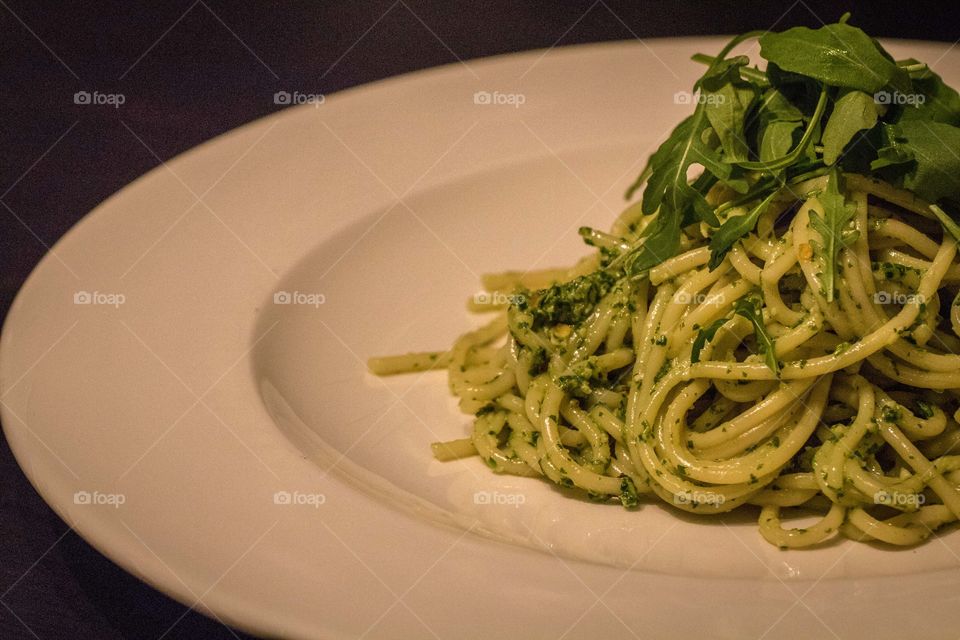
369;20;960;547
370;173;960;548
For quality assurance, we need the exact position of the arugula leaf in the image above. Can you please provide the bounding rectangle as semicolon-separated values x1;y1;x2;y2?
869;124;912;170
872;39;914;97
760;120;801;163
704;81;758;162
627;38;762;242
808;170;859;302
735;87;829;172
708;189;781;270
637;112;717;220
758;22;899;93
698;55;751;91
624;208;681;275
756;89;804;163
897;62;960;126
691;317;728;364
628;115;693;203
821;89;879;165
634;104;727;243
698;55;758;163
691;53;769;86
733;294;780;375
872;120;960;204
758;88;806;123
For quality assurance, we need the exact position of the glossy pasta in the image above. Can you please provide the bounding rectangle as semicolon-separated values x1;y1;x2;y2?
369;170;960;548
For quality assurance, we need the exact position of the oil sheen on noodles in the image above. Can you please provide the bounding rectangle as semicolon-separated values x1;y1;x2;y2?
369;173;960;549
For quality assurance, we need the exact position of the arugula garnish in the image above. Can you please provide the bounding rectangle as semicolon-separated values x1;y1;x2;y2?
620;15;960;274
733;295;780;375
702;56;757;162
872;121;960;205
622;33;761;274
691;317;728;364
809;169;859;302
821;90;879;165
734;87;829;173
899;62;960;126
708;190;781;270
758;19;900;94
757;89;805;163
623;209;681;275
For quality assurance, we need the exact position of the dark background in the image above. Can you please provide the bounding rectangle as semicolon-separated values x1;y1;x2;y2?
1;1;957;638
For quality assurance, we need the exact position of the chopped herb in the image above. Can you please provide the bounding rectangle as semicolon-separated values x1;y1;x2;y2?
914;399;935;419
475;403;498;417
653;358;673;384
619;476;640;508
527;347;548;376
530;271;618;329
881;405;902;424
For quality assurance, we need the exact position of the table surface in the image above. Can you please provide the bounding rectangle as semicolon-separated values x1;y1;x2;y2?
2;1;958;638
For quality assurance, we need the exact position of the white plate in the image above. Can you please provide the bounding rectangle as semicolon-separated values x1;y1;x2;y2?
4;38;960;640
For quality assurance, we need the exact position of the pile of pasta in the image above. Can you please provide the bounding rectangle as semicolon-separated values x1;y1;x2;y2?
370;174;960;548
